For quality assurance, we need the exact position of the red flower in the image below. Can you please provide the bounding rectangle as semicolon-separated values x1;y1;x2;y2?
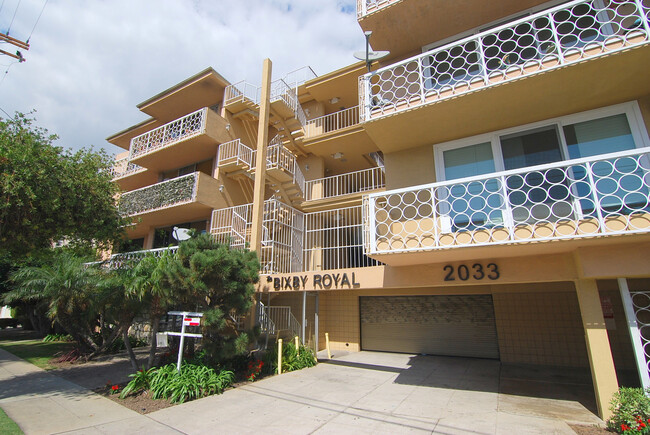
621;424;630;431
111;385;119;391
641;422;646;428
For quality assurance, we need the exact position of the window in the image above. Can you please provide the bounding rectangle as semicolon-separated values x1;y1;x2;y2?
434;103;649;231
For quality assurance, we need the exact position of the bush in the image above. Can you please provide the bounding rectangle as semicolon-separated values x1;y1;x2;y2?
263;341;317;375
106;335;148;354
120;367;155;398
608;387;650;434
148;363;234;404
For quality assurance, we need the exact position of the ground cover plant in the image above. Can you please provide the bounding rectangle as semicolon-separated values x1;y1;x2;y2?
608;387;650;434
120;363;234;404
263;341;317;375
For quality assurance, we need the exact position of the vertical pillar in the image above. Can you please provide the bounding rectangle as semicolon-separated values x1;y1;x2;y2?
575;279;619;420
302;291;307;344
315;293;319;352
143;227;155;250
618;278;650;389
250;58;272;253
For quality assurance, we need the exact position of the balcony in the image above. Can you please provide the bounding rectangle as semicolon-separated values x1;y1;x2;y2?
109;157;158;191
363;147;650;265
304;106;360;139
216;139;255;174
357;0;400;18
305;167;386;202
98;246;179;270
128;108;229;172
120;172;223;238
359;0;650;151
210;200;379;273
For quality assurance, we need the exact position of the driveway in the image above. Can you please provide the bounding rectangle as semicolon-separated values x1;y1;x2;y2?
149;351;603;434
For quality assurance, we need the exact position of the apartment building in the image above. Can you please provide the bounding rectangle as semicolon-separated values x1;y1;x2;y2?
106;0;650;418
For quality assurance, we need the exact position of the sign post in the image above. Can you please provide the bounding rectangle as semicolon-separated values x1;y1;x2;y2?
166;311;203;371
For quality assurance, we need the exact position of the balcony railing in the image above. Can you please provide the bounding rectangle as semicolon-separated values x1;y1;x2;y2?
98;246;179;270
359;0;650;121
109;157;145;179
305;167;386;201
224;80;261;107
211;201;378;273
363;147;650;255
304;106;360;138
130;108;207;158
217;139;255;169
357;0;400;18
119;172;198;216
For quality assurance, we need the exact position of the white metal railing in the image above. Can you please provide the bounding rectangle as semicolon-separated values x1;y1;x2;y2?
130;108;207;158
364;147;650;255
304;106;360;138
304;205;381;271
305;167;386;201
119;172;198;217
211;199;305;274
257;301;277;335
282;66;317;89
211;201;377;272
264;306;302;341
109;157;145;179
251;136;305;197
357;0;400;18
217;139;255;169
93;246;179;270
360;0;650;121
224;80;261;107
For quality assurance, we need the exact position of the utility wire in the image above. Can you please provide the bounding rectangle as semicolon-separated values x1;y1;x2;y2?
0;60;17;88
27;0;47;43
7;0;21;35
0;105;10;118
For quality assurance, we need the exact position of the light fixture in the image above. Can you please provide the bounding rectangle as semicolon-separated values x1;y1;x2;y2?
329;97;340;104
225;124;231;131
332;152;344;160
305;164;310;171
218;185;225;192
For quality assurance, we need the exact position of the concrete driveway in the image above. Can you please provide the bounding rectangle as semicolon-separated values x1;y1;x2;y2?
149;351;603;434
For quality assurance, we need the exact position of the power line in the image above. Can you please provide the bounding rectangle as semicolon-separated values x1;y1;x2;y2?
27;0;48;43
7;0;21;35
0;106;11;118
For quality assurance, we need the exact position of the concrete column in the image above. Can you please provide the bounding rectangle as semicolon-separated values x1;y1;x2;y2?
250;58;272;253
575;278;619;420
143;227;155;250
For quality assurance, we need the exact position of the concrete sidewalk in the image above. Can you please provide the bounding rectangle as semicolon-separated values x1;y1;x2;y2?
1;347;605;434
0;348;180;435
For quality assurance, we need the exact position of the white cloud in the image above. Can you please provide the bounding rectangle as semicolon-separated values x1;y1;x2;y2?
0;0;363;155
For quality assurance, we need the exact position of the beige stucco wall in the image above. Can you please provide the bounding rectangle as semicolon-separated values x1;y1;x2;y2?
384;144;436;190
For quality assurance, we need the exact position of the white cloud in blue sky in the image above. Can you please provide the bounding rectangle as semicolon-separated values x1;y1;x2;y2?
0;0;363;155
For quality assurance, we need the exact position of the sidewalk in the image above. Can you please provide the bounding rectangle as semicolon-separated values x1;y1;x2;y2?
0;348;180;435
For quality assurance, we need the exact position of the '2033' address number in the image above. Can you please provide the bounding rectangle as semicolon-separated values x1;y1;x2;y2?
443;263;500;281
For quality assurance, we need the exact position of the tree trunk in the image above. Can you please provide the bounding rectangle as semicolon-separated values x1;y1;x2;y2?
122;327;140;372
145;315;160;370
86;325;122;360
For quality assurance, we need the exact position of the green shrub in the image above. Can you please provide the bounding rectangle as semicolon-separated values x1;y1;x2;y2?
148;363;234;404
106;335;148;353
608;387;650;434
263;341;317;375
120;367;155;398
42;333;73;342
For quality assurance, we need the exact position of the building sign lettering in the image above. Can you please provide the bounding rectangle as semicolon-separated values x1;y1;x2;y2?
443;263;500;281
266;273;360;290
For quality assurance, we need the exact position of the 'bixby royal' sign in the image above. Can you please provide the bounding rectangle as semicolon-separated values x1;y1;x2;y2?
266;273;360;291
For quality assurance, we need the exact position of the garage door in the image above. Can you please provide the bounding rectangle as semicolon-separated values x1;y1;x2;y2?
360;295;499;359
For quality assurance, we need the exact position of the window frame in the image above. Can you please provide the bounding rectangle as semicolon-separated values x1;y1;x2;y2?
433;101;649;182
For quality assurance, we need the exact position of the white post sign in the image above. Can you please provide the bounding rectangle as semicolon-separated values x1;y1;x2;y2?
165;311;203;371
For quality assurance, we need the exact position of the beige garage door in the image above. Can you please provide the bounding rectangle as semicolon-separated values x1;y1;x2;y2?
360;295;499;359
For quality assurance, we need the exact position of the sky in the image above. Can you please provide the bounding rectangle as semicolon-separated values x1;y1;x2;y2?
0;0;364;156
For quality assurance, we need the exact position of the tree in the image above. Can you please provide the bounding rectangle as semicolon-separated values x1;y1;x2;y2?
165;233;260;363
4;251;108;353
0;112;127;261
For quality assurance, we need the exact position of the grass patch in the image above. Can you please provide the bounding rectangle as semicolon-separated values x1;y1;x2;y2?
0;407;23;434
0;339;74;370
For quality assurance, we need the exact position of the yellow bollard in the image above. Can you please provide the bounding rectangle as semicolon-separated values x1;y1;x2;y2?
277;339;283;375
294;335;299;353
325;332;331;359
